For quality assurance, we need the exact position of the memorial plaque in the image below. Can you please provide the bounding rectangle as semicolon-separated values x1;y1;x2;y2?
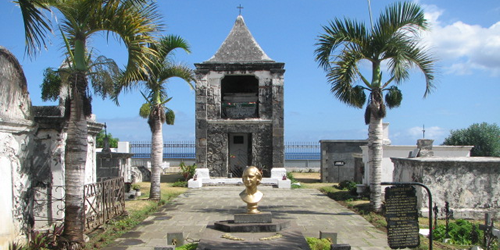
385;185;420;249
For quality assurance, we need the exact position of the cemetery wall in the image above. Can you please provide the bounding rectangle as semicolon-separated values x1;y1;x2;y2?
392;157;500;219
0;47;103;248
0;46;37;248
320;140;367;183
361;144;473;186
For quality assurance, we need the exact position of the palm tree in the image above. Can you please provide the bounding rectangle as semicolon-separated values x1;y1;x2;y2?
16;0;161;247
118;35;194;200
314;1;435;211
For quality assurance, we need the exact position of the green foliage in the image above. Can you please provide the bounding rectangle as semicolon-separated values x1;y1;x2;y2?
40;68;62;102
432;219;481;246
96;129;119;148
335;180;358;195
86;187;185;249
131;183;141;190
139;103;151;118
286;172;297;183
175;243;198;250
172;180;187;187
306;237;332;250
336;180;357;190
179;162;197;181
384;86;403;108
20;224;65;250
320;185;357;201
165;109;175;125
9;241;24;250
443;122;500;156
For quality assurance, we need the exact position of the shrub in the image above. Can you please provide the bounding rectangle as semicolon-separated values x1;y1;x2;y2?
172;181;187;187
443;122;500;157
21;223;64;249
335;180;358;196
432;219;480;246
286;172;297;183
306;237;331;250
131;183;141;191
180;162;197;181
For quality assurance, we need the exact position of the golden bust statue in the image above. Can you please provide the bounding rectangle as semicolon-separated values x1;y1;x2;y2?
239;166;263;214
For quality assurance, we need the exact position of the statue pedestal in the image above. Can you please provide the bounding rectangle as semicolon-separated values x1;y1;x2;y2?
234;212;272;223
199;212;310;249
214;212;289;233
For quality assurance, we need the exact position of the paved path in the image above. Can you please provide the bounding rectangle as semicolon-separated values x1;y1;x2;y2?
103;186;390;250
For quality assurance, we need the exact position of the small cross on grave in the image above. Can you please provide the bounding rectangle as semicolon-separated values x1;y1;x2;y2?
479;213;500;249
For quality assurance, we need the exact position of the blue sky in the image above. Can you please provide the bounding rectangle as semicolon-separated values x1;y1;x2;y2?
1;0;499;145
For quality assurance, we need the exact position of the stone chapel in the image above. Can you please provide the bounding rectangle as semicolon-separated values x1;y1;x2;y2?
194;15;285;177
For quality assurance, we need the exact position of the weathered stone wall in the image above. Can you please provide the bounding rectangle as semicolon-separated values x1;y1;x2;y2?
204;122;274;177
0;47;36;248
320;140;368;182
391;157;500;219
0;47;103;248
195;64;285;177
361;139;472;187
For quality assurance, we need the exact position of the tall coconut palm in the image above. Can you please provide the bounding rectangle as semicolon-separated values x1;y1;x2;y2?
314;2;435;211
16;0;161;247
118;35;194;200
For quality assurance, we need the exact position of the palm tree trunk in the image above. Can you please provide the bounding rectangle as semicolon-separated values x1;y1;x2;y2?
368;113;383;212
63;72;88;248
149;116;163;200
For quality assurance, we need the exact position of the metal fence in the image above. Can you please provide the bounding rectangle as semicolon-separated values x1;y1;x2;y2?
284;141;321;160
130;141;320;160
83;177;125;233
32;178;126;234
131;141;196;159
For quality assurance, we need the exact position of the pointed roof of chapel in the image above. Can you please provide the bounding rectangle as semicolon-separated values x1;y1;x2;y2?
205;15;275;63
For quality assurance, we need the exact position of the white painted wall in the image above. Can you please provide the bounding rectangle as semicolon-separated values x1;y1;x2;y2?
0;153;16;249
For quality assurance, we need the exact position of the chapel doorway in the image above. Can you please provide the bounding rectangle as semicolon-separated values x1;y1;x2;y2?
229;133;251;177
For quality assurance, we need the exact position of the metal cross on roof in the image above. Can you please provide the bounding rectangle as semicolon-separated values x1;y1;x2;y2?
237;4;243;15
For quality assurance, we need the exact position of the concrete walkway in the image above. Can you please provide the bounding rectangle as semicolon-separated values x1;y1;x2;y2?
103;186;390;250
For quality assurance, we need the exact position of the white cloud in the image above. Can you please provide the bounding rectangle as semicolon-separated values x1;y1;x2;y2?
421;5;500;75
390;126;448;145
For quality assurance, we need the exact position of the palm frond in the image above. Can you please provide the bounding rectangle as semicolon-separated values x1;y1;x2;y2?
325;47;366;108
315;18;369;70
158;65;195;89
88;55;120;99
375;1;427;39
16;0;53;56
95;0;163;83
155;35;192;63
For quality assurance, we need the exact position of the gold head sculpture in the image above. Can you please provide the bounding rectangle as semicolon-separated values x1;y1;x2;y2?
239;166;263;214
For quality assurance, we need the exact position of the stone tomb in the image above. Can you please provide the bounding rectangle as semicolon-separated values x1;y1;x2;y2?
197;212;310;250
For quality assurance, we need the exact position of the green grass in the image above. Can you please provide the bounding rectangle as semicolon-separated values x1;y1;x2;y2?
316;185;500;250
85;182;186;249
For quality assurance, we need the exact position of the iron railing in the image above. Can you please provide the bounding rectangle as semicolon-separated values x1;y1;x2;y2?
130;141;320;160
83;177;125;233
32;178;126;234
